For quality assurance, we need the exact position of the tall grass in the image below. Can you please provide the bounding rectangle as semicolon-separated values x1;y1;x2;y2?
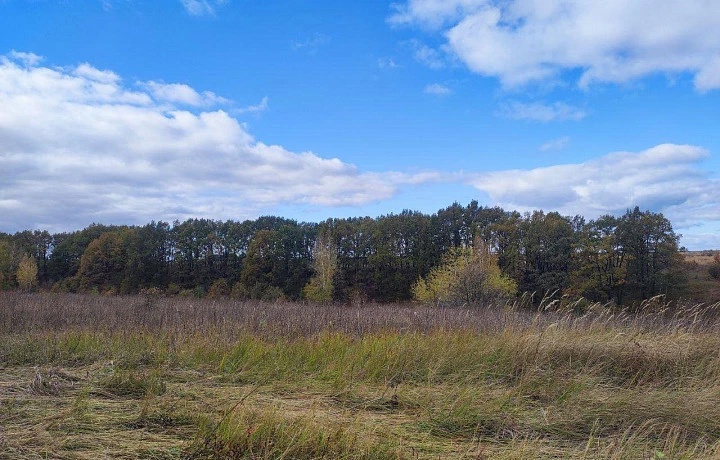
4;292;720;458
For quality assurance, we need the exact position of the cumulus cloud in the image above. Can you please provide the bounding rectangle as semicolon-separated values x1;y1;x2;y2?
7;50;42;66
499;101;586;122
0;53;433;232
390;0;720;89
468;144;720;227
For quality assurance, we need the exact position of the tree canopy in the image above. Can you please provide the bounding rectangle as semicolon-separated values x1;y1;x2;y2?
0;201;689;306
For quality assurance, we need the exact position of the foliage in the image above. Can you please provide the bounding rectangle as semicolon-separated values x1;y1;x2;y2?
75;230;130;293
571;215;626;301
302;234;338;303
413;242;516;307
16;254;39;292
208;279;230;298
0;239;14;290
617;207;686;303
520;211;576;295
568;208;686;304
0;201;691;306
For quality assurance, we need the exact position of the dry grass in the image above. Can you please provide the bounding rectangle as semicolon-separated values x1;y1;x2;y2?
682;250;720;304
3;293;720;458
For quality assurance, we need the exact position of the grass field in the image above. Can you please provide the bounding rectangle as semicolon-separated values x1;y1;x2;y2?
2;292;720;459
683;250;720;305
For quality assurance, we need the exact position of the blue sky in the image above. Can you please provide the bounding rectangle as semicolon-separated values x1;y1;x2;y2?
1;0;720;248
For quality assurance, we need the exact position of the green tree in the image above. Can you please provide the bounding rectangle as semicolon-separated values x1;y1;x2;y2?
76;230;130;293
47;224;117;283
570;215;627;302
520;211;575;297
303;234;338;303
616;207;686;303
413;241;516;307
0;240;14;290
16;254;39;292
238;230;282;300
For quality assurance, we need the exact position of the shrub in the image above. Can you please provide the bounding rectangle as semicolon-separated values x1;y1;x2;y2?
208;279;230;299
413;242;516;307
709;254;720;281
230;282;249;300
165;283;181;296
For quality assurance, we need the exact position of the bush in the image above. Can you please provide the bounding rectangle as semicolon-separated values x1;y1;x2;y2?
303;278;333;303
165;283;181;296
709;254;720;281
208;279;230;299
230;282;249;300
413;243;516;307
179;287;206;299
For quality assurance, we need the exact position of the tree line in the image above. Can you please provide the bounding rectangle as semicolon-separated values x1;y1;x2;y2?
0;201;689;305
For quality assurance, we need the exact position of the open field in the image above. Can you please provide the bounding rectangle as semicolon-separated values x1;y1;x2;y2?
3;293;720;458
682;251;720;304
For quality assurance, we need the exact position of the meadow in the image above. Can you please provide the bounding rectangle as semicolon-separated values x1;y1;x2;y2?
2;292;720;459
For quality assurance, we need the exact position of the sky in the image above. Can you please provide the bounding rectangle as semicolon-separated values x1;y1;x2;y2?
1;0;720;249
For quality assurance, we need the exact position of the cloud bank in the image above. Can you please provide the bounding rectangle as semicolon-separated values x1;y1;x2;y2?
468;144;720;228
390;0;720;89
2;52;719;248
0;53;432;231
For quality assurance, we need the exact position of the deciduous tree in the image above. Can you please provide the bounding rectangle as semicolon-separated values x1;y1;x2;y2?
413;241;516;307
16;254;38;292
303;234;338;303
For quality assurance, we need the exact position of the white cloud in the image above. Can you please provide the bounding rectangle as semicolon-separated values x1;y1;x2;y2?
388;0;486;29
140;81;228;107
6;50;43;66
0;53;434;232
468;144;720;229
73;63;121;84
424;83;452;95
406;39;446;69
391;0;720;89
235;96;269;114
180;0;228;16
499;101;586;122
539;136;570;152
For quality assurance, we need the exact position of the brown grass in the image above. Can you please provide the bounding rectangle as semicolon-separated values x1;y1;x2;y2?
3;292;720;458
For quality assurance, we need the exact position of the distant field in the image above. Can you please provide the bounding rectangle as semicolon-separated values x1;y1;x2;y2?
683;250;718;266
3;293;720;459
682;250;720;304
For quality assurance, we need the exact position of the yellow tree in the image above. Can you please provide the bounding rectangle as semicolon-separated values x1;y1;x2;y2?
413;241;516;307
302;234;338;303
16;254;39;292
